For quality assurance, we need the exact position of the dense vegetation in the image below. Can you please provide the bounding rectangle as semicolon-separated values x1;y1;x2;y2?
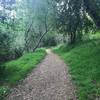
54;38;100;100
0;0;100;100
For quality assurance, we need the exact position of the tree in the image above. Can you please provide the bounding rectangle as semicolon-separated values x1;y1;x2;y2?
84;0;100;29
53;0;99;44
20;0;55;52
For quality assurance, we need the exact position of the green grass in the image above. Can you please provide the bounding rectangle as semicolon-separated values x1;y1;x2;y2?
0;48;46;100
90;32;100;39
53;40;100;100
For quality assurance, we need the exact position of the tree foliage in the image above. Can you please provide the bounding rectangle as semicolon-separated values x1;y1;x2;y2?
54;0;100;44
0;0;100;61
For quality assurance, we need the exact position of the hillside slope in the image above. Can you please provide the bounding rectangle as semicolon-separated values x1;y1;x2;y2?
0;49;46;100
54;39;100;100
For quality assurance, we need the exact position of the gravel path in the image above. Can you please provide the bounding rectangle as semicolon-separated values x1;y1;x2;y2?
6;50;76;100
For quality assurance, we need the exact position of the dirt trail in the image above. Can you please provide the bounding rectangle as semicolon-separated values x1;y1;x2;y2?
6;50;76;100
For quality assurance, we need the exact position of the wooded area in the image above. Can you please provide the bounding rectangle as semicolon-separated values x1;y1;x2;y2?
0;0;100;60
0;0;100;100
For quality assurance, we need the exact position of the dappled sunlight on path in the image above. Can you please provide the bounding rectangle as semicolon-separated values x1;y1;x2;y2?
46;49;52;54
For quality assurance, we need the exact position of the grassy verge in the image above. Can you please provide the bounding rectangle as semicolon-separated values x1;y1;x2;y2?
53;40;100;100
0;48;46;100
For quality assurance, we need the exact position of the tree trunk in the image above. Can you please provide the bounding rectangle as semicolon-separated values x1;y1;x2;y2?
84;0;100;29
32;31;47;52
69;32;76;44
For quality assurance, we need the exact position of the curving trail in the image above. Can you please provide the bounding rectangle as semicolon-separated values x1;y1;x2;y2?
6;49;76;100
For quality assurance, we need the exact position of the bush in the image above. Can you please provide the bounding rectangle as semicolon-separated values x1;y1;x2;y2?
0;32;11;61
0;86;9;100
0;64;6;83
42;34;57;47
